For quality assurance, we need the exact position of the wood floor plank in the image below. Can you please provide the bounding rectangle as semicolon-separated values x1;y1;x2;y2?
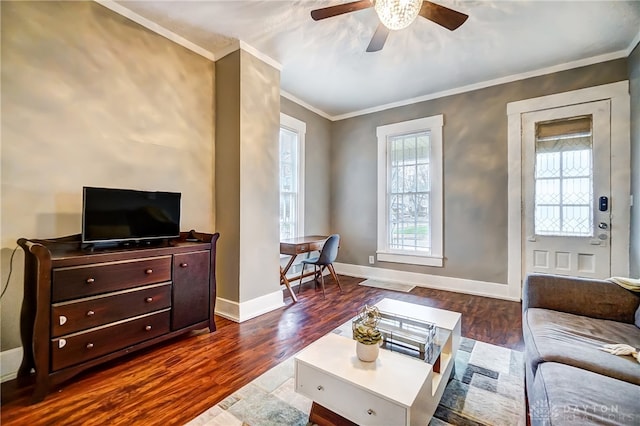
1;275;523;425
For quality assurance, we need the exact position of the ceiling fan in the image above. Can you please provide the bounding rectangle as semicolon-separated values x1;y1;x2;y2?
310;0;468;52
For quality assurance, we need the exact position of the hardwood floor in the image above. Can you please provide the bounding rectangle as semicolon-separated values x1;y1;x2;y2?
1;275;523;425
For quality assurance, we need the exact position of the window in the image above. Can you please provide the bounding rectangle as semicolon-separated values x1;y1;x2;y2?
534;116;593;237
377;115;444;266
279;113;305;240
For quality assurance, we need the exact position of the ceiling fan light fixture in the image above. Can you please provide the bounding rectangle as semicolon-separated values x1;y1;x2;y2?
374;0;423;30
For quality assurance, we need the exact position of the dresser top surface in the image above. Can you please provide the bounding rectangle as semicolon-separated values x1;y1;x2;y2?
20;237;212;267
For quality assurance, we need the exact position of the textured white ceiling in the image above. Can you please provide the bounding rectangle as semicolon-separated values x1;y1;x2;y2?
115;0;640;118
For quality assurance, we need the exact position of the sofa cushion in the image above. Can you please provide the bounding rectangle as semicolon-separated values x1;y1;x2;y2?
524;308;640;385
524;274;640;323
529;362;639;426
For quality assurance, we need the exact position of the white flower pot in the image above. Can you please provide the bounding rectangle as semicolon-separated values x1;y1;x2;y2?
356;341;380;362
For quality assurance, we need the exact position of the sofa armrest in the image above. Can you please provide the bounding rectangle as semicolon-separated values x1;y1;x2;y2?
523;273;640;324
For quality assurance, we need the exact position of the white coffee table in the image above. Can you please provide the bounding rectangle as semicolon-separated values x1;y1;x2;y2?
294;298;461;426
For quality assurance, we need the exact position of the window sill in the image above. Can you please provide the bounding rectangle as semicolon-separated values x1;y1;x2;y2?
376;252;443;267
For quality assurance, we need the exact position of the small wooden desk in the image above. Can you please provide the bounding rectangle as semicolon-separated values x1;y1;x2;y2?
280;235;328;302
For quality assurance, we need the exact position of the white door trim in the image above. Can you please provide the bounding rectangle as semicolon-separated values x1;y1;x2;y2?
507;81;631;298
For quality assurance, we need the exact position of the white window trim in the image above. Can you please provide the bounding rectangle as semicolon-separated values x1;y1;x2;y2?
376;115;444;267
279;113;306;240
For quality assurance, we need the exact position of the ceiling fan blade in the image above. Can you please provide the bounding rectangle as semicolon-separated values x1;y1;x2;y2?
311;0;373;21
366;23;390;52
419;1;468;31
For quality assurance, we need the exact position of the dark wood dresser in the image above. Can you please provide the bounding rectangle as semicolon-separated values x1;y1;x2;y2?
17;231;219;403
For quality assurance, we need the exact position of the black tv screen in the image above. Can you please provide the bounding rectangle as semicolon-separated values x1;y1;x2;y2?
82;187;181;244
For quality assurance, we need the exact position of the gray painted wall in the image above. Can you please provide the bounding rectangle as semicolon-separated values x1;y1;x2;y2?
630;45;640;277
215;51;241;301
215;50;281;303
280;97;333;235
238;50;281;302
0;1;215;351
331;59;629;284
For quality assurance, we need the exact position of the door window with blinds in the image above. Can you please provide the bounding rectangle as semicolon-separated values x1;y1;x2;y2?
377;115;443;267
279;113;305;240
534;116;593;237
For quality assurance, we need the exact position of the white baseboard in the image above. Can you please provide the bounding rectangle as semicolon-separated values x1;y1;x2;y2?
1;346;23;383
215;290;285;323
215;269;329;323
334;262;521;301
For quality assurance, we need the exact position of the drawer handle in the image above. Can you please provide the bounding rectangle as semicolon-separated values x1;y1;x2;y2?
367;409;376;416
86;278;95;284
145;269;153;274
145;325;152;331
59;315;67;326
58;339;66;349
145;297;154;303
316;385;324;391
180;263;188;268
86;310;95;317
86;343;94;349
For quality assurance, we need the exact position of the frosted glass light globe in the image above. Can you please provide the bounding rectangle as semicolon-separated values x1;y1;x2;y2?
374;0;423;30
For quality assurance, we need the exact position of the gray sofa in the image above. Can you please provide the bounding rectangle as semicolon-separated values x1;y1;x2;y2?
522;274;640;425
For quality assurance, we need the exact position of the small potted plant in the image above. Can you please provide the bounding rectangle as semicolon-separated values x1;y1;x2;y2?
353;305;383;362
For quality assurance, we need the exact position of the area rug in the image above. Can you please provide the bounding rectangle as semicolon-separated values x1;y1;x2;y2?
187;333;525;426
358;279;415;293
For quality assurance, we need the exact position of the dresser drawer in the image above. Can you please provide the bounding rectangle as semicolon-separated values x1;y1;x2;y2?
51;283;172;337
51;310;170;371
296;362;407;426
52;256;172;302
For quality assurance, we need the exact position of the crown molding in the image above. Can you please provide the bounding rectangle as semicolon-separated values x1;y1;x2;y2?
627;28;640;55
96;1;282;72
94;0;637;123
331;49;629;121
95;0;215;61
280;91;333;121
211;40;241;62
239;41;282;71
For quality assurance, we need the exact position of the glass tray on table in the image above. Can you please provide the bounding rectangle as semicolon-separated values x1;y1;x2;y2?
375;310;450;370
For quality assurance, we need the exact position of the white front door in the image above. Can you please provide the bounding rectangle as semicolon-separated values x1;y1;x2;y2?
522;100;611;279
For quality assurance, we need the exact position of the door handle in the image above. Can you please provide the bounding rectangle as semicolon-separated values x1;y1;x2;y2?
598;222;608;230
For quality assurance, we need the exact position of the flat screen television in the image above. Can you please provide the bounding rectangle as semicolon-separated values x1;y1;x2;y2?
82;186;181;245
